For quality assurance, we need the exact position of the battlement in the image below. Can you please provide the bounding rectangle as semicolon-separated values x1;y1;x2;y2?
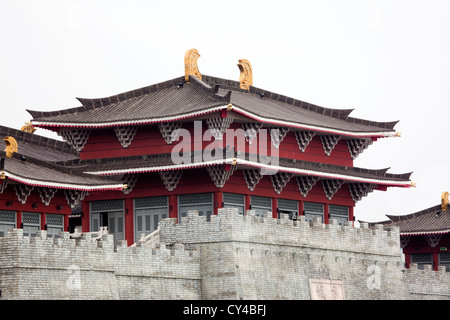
160;208;401;257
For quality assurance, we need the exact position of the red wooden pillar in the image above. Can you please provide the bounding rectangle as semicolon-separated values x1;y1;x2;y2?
16;211;22;229
125;198;134;246
169;195;178;221
81;201;90;232
272;198;278;219
433;252;439;271
324;204;330;224
63;214;70;232
349;206;354;226
214;191;223;215
298;200;304;217
41;213;46;231
245;194;251;214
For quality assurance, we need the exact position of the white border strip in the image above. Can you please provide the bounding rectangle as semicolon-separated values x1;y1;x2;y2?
32;104;397;138
400;230;450;236
4;171;125;191
83;157;412;187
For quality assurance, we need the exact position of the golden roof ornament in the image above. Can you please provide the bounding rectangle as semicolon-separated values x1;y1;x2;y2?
4;136;18;158
184;49;202;82
441;191;449;210
21;121;36;134
237;59;253;90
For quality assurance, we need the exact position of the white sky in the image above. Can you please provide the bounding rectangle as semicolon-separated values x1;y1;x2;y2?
1;0;449;223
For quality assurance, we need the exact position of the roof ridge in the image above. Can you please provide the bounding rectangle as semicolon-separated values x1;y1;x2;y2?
27;76;186;119
386;204;443;222
0;125;78;156
202;74;398;130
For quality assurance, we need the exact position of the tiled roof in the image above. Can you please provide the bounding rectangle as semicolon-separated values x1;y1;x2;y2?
0;151;124;191
364;205;450;235
0;125;78;162
58;151;412;187
28;75;399;138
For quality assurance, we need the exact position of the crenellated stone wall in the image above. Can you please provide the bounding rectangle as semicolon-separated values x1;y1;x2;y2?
0;207;449;300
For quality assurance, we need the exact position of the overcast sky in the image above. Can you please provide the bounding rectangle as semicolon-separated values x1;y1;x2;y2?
1;0;449;223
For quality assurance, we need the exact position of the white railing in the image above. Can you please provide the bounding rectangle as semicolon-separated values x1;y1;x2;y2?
131;228;160;248
70;226;108;241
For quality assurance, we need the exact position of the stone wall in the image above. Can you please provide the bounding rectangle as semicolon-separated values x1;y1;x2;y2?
0;207;449;300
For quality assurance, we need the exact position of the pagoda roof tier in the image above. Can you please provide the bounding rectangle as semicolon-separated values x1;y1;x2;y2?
28;75;399;139
0;151;124;192
59;151;413;188
0;125;79;162
365;204;450;236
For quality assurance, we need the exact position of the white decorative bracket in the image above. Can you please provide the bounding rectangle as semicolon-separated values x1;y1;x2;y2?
320;135;341;156
347;138;373;159
270;127;289;148
243;169;263;191
122;173;139;194
38;187;57;206
296;176;319;197
114;126;138;148
158;170;183;191
270;172;294;194
242;122;263;144
158;122;182;144
58;129;91;152
14;184;34;204
348;183;377;203
425;234;442;248
64;190;87;208
295;131;316;152
206;117;234;140
0;180;7;194
206;164;236;188
322;179;344;200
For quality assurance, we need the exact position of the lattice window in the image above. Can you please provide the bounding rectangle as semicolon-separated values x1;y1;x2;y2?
135;196;168;208
295;131;316;152
64;190;87;208
251;195;272;217
270;172;293;194
38;187;57;206
223;192;245;215
320;135;341;156
14;184;34;204
22;212;40;237
296;176;319;198
206;117;234;140
241;122;263;144
206;164;236;188
91;199;124;212
304;202;324;223
158;170;183;191
439;252;450;272
178;193;213;221
347;138;373;159
46;213;64;238
329;205;349;226
0;211;16;237
322;179;344;200
158;122;182;144
278;198;298;220
411;253;433;270
114;126;138;148
270;127;289;148
348;183;377;203
243;169;263;191
58;129;91;152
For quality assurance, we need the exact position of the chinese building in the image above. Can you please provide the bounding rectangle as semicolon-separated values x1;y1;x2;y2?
22;49;413;246
0;124;124;238
368;192;450;271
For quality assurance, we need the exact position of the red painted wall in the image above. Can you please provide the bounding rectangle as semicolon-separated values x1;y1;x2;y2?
403;234;450;271
79;123;353;167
